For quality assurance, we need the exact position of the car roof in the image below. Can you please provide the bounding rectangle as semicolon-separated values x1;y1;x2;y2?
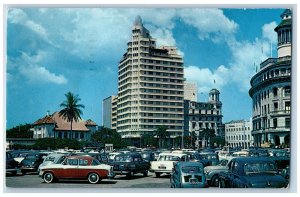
231;157;274;163
176;161;204;168
159;152;187;157
66;155;94;160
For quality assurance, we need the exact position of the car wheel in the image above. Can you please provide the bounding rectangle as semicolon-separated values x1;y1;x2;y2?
43;172;54;183
88;173;100;184
143;170;148;177
218;178;225;188
127;171;134;178
21;170;26;175
155;172;161;178
211;175;219;187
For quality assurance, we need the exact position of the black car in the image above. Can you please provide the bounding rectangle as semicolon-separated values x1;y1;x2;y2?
20;152;48;175
218;157;287;188
110;153;150;178
140;151;155;162
6;152;20;175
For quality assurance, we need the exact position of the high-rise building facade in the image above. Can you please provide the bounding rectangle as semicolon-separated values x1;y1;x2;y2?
225;119;254;149
184;81;198;102
102;95;118;129
117;16;184;146
249;9;291;147
184;88;223;148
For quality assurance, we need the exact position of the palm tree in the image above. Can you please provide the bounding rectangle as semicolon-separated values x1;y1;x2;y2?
199;128;216;147
155;125;169;149
59;92;85;139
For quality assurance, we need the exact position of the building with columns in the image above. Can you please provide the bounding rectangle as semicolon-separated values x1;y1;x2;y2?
249;9;291;147
225;119;254;149
184;88;224;148
116;16;184;146
32;111;98;141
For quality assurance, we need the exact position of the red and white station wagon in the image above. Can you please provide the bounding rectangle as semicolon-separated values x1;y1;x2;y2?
39;155;114;184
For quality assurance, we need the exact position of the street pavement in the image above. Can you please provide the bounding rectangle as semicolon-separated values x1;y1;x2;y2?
5;172;171;191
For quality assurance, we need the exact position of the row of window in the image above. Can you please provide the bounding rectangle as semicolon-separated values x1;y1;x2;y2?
253;117;290;130
225;135;252;141
277;28;292;44
225;126;251;132
141;82;183;89
252;66;291;86
140;64;183;72
190;109;220;115
141;76;183;84
141;71;183;78
190;117;221;122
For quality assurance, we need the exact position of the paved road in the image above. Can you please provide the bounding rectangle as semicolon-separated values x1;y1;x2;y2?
5;172;171;190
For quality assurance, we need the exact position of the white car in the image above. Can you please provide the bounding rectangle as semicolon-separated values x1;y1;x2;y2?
150;152;189;177
38;153;66;171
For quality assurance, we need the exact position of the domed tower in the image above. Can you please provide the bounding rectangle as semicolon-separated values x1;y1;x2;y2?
209;88;220;103
275;9;292;58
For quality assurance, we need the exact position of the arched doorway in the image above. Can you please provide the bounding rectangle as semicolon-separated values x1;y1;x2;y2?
274;135;280;146
284;135;290;147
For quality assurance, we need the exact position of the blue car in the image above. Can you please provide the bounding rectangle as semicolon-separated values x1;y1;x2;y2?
170;162;207;188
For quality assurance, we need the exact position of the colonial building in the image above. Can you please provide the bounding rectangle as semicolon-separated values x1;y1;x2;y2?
249;9;291;147
225;119;254;149
184;88;224;148
32;111;97;141
102;95;118;129
117;16;184;146
184;81;197;102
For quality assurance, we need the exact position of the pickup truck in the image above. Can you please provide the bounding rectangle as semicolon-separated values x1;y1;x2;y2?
150;153;189;177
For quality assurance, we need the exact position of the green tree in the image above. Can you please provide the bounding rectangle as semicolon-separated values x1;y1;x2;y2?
91;127;126;149
59;92;85;139
155;125;169;149
141;133;157;148
211;136;225;148
6;124;33;138
32;138;81;150
199;128;216;147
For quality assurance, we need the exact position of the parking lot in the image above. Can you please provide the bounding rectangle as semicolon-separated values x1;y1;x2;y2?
6;171;171;189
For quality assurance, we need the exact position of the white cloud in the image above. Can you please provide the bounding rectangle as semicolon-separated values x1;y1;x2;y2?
184;65;230;94
178;9;238;42
11;51;67;85
19;64;67;84
8;8;53;45
262;21;278;43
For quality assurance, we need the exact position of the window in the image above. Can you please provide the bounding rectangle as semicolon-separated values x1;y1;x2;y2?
79;159;88;166
285;118;290;128
273;87;278;97
274;102;278;111
67;159;78;166
285;101;291;112
273;118;277;128
284;86;291;97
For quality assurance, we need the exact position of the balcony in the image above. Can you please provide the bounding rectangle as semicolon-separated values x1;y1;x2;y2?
269;110;291;116
260;58;278;69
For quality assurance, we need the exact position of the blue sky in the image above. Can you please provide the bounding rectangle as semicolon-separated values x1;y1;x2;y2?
6;7;285;129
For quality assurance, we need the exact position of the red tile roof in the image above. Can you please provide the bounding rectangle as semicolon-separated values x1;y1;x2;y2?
33;112;97;132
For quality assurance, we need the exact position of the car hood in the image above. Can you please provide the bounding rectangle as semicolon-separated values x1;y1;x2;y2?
204;165;227;171
243;173;286;188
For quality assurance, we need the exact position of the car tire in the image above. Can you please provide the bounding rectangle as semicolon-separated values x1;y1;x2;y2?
88;172;100;184
127;171;134;179
143;170;148;177
155;172;161;178
21;170;26;175
218;178;225;188
43;172;55;183
211;175;219;187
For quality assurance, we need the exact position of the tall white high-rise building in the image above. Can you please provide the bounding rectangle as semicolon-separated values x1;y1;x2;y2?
184;81;197;102
117;16;185;146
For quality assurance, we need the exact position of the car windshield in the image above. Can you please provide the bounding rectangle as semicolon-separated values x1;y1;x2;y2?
45;156;56;162
244;162;277;174
25;155;37;160
114;155;133;162
141;153;151;158
181;166;203;173
203;155;217;160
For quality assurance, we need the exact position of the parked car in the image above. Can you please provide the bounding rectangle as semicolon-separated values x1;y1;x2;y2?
204;159;232;187
218;157;287;188
150;152;189;177
170;161;207;188
8;150;30;163
199;152;219;166
188;153;209;167
6;152;20;175
38;153;66;171
140;151;155;162
20;152;48;175
110;153;150;178
39;155;114;184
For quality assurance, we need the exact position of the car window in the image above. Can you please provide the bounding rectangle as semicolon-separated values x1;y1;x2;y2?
244;162;277;174
45;156;56;162
79;159;88;166
115;155;133;162
7;152;12;159
67;159;78;166
25;155;38;160
181;166;203;173
91;159;100;166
